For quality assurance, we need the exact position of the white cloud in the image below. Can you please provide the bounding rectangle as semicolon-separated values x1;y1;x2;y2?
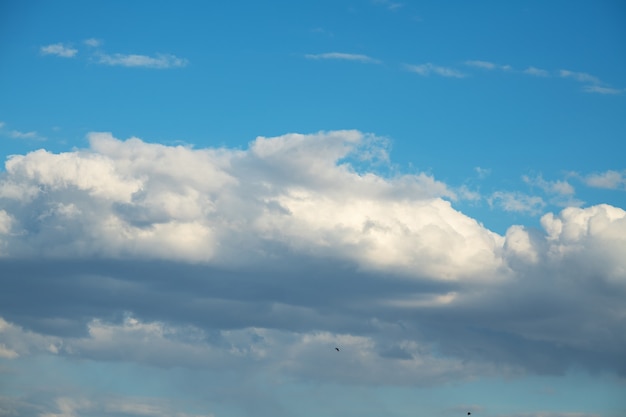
0;313;512;387
558;70;624;94
582;85;624;95
0;123;45;141
488;191;546;215
304;52;381;64
474;166;491;179
465;60;512;71
0;131;506;280
405;63;466;78
583;170;626;190
559;69;601;84
96;52;188;68
1;131;625;389
83;38;102;47
0;209;13;238
0;343;19;359
28;394;215;417
465;60;497;69
0;317;60;357
523;175;575;196
8;130;39;139
40;43;78;58
524;66;550;77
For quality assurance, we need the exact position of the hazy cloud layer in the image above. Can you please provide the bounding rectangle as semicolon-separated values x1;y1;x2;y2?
0;131;625;393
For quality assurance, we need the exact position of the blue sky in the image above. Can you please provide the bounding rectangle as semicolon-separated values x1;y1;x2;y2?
0;1;625;416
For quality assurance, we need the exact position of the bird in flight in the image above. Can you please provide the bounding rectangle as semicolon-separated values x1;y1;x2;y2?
335;347;340;351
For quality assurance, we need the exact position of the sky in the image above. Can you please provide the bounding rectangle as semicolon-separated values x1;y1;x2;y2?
0;1;625;416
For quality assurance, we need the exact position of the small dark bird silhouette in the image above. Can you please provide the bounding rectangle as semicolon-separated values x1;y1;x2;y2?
335;347;340;351
467;413;471;415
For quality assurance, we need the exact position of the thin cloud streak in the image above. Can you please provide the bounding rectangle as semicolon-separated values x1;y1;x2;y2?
96;52;189;69
305;52;381;64
582;85;624;95
405;63;466;78
465;60;511;71
39;38;188;69
524;66;550;77
559;69;601;84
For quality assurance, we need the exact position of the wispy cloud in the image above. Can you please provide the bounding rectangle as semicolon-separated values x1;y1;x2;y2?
95;52;189;69
462;61;622;94
488;191;546;215
559;69;601;85
557;69;623;94
40;43;78;58
524;66;550;77
583;170;626;190
474;166;492;179
372;0;404;11
310;27;333;37
9;130;39;139
582;85;624;95
522;175;583;208
523;175;575;196
405;63;466;78
0;122;45;141
39;38;189;69
305;52;381;64
84;38;102;47
465;60;511;71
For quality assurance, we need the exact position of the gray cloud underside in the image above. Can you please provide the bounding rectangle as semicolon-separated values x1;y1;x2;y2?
0;131;625;386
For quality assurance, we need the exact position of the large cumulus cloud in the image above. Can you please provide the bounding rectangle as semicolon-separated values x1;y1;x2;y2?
0;130;625;388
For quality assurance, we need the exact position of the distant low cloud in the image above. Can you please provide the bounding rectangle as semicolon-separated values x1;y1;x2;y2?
96;52;188;69
305;52;381;64
405;63;466;78
40;43;78;58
